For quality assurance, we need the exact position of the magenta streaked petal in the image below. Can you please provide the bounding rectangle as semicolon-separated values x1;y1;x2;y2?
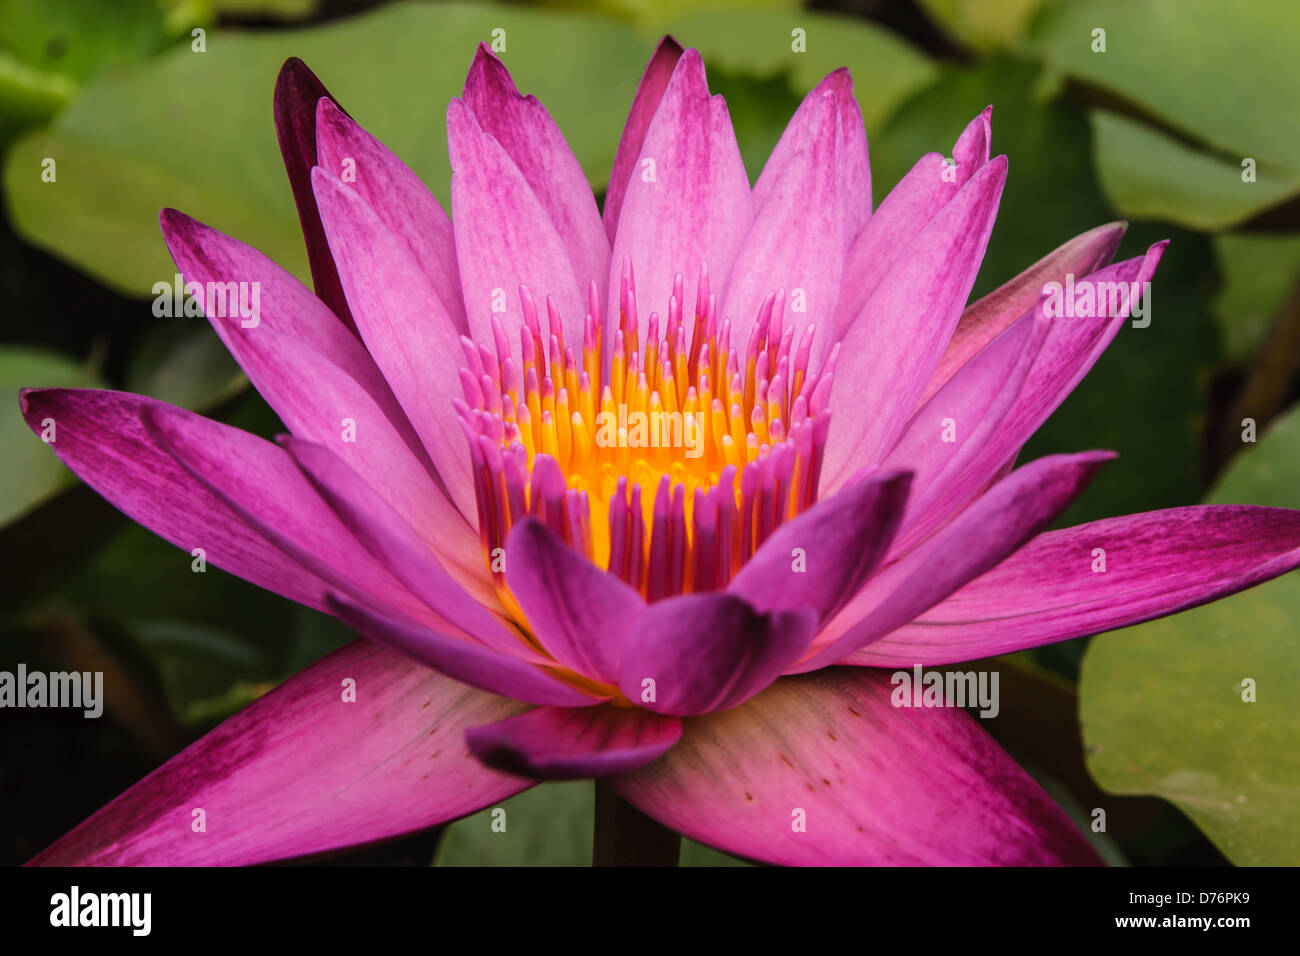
447;98;587;351
920;221;1127;406
311;166;476;522
605;36;684;240
19;388;334;611
462;45;609;307
272;57;355;332
724;86;845;371
851;505;1300;666
799;450;1113;671
505;519;644;683
465;705;681;780
29;642;532;866
755;68;871;238
142;403;454;631
618;593;817;715
822;156;1008;493
728;469;910;625
612;669;1100;866
834;108;992;340
314;98;465;331
328;593;606;708
283;436;514;643
882;307;1048;546
608;48;751;349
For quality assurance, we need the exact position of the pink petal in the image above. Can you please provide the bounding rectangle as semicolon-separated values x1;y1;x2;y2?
19;388;332;612
505;518;644;683
328;593;604;709
852;505;1300;666
754;67;871;238
919;221;1127;406
29;642;532;865
834;108;992;340
608;48;752;351
283;436;511;644
605;36;684;240
447;98;587;352
311;166;475;522
612;669;1099;865
314;98;465;331
465;705;680;780
272;57;354;332
798;450;1113;671
462;45;609;304
822;156;1008;493
728;469;910;625
724;85;845;372
618;593;817;715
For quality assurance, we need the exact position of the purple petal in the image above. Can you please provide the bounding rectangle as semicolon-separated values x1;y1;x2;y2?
465;705;680;780
19;388;332;612
605;36;684;240
822;156;1007;494
851;505;1300;666
724;85;845;372
462;45;609;304
607;48;752;353
618;593;817;715
272;57;354;332
310;166;475;522
328;593;605;709
728;469;911;625
314;98;465;331
612;668;1100;865
505;518;644;683
30;642;532;865
798;450;1113;671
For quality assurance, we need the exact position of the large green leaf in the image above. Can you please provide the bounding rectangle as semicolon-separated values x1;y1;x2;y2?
917;0;1053;53
4;1;652;295
1212;233;1300;365
1080;403;1300;864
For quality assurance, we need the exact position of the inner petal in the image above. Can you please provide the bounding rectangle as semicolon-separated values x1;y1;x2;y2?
456;257;835;613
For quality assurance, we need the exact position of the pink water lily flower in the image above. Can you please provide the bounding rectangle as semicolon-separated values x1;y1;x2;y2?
21;38;1300;868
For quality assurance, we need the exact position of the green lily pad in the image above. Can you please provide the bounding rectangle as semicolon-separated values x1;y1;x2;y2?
1080;403;1300;865
917;0;1052;53
1212;233;1300;365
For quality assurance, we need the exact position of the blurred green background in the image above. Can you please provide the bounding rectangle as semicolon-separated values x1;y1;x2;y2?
2;0;1298;866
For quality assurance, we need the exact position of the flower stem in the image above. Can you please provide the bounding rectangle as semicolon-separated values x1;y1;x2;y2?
592;780;681;866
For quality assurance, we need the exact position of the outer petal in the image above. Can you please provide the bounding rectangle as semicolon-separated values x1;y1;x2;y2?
619;594;817;715
314;98;464;331
447;98;586;352
19;388;333;612
608;48;752;352
754;67;871;238
29;642;532;866
465;705;681;780
462;45;609;303
283;436;510;641
723;87;845;371
851;505;1300;666
328;593;605;709
311;166;476;522
919;221;1127;406
273;57;354;331
821;156;1007;494
834;108;991;340
798;450;1113;671
612;669;1099;866
728;469;911;625
505;518;645;683
605;36;684;240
